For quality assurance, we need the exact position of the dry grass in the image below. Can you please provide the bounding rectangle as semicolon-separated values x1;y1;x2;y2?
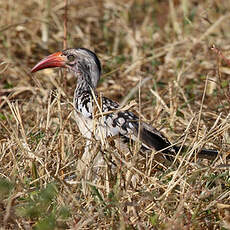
1;0;230;229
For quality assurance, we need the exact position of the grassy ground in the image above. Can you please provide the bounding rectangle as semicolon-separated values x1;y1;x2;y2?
1;0;230;229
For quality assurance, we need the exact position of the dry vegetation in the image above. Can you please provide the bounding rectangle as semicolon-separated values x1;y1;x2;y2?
1;0;230;229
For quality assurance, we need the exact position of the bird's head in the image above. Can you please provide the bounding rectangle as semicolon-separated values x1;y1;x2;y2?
31;48;101;88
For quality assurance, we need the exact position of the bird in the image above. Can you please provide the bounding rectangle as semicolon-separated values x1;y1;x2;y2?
31;48;219;172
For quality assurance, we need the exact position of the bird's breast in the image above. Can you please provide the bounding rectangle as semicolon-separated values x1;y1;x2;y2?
73;95;117;140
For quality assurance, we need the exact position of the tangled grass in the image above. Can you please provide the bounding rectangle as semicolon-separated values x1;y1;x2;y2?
1;0;230;229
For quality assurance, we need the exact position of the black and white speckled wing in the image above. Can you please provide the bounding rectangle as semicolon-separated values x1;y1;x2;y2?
101;97;176;155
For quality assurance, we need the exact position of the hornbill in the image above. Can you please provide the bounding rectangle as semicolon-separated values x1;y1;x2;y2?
31;48;219;166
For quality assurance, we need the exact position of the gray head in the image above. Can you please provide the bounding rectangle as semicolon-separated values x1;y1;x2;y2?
31;48;102;89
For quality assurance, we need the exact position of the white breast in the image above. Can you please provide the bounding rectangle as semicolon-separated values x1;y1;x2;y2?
74;109;120;145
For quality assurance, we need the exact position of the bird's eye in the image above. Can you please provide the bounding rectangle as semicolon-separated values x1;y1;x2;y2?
67;54;75;62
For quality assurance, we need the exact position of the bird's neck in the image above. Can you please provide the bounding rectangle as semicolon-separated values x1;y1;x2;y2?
74;71;95;97
73;71;96;117
73;70;100;117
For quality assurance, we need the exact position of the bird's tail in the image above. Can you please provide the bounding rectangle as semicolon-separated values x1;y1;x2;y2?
134;122;220;160
173;145;219;160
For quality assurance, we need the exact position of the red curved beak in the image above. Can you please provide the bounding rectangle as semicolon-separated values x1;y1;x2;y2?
31;51;66;73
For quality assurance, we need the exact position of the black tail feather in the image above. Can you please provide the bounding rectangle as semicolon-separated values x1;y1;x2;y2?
173;146;219;160
124;120;220;161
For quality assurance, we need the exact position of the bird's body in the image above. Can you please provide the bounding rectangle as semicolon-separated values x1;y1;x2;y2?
31;48;219;171
74;88;175;155
74;75;176;159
